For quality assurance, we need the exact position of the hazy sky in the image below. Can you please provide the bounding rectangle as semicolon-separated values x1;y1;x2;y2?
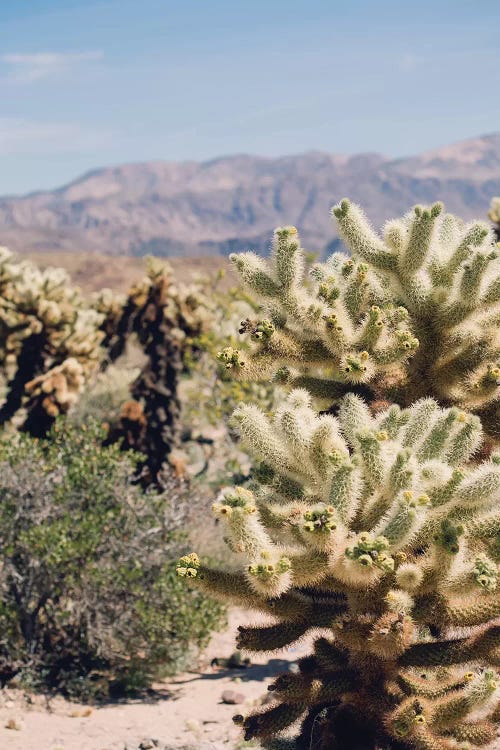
1;0;499;195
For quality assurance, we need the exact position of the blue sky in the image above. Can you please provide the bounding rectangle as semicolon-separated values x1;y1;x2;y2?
1;0;499;195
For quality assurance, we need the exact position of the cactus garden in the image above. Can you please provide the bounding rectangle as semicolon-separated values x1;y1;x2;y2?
1;3;499;748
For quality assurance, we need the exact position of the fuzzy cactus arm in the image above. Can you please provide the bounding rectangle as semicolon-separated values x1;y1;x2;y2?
332;199;398;270
267;669;357;704
444;721;497;745
236;702;306;742
399;626;500;667
399;203;443;276
236;621;310;651
286;374;352;400
443;596;500;626
229;252;281;298
466;512;500;539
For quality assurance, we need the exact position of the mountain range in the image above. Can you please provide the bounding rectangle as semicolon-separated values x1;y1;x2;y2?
1;133;499;258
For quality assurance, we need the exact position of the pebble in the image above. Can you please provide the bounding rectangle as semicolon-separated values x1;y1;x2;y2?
220;689;245;705
5;717;23;730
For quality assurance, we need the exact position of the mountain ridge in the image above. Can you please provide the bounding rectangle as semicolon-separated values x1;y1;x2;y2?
1;133;499;257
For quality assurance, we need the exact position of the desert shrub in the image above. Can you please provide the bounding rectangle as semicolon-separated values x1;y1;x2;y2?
68;361;142;427
0;419;225;700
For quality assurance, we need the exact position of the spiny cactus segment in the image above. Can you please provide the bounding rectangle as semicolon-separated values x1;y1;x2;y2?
179;390;499;746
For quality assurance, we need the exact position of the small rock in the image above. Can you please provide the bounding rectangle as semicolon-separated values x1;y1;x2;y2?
221;689;245;705
184;718;201;734
69;707;93;718
139;740;160;750
5;717;23;730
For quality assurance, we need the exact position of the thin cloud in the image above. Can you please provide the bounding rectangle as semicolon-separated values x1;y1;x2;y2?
0;118;113;155
1;51;103;83
399;54;420;72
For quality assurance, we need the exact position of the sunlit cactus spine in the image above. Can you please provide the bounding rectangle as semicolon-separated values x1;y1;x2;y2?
0;247;103;434
224;202;500;443
178;390;499;749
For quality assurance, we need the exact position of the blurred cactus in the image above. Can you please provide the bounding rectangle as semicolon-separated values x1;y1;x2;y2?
23;358;85;436
97;258;210;484
489;196;500;243
227;202;500;441
179;392;499;749
0;247;103;434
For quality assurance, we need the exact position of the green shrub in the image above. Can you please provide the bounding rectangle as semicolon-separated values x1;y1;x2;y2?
0;419;225;700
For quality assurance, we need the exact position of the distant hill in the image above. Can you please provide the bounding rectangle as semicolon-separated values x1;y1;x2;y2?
1;133;499;258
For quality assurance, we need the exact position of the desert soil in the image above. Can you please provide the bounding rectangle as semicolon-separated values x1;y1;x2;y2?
0;609;313;750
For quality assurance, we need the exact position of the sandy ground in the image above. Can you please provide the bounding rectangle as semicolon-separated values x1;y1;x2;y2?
0;609;313;750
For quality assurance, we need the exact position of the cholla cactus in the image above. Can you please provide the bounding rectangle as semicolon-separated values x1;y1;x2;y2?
333;200;500;440
221;226;418;402
0;247;103;433
98;258;210;484
179;391;499;749
489;197;500;243
92;286;127;361
23;358;85;436
226;203;500;441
